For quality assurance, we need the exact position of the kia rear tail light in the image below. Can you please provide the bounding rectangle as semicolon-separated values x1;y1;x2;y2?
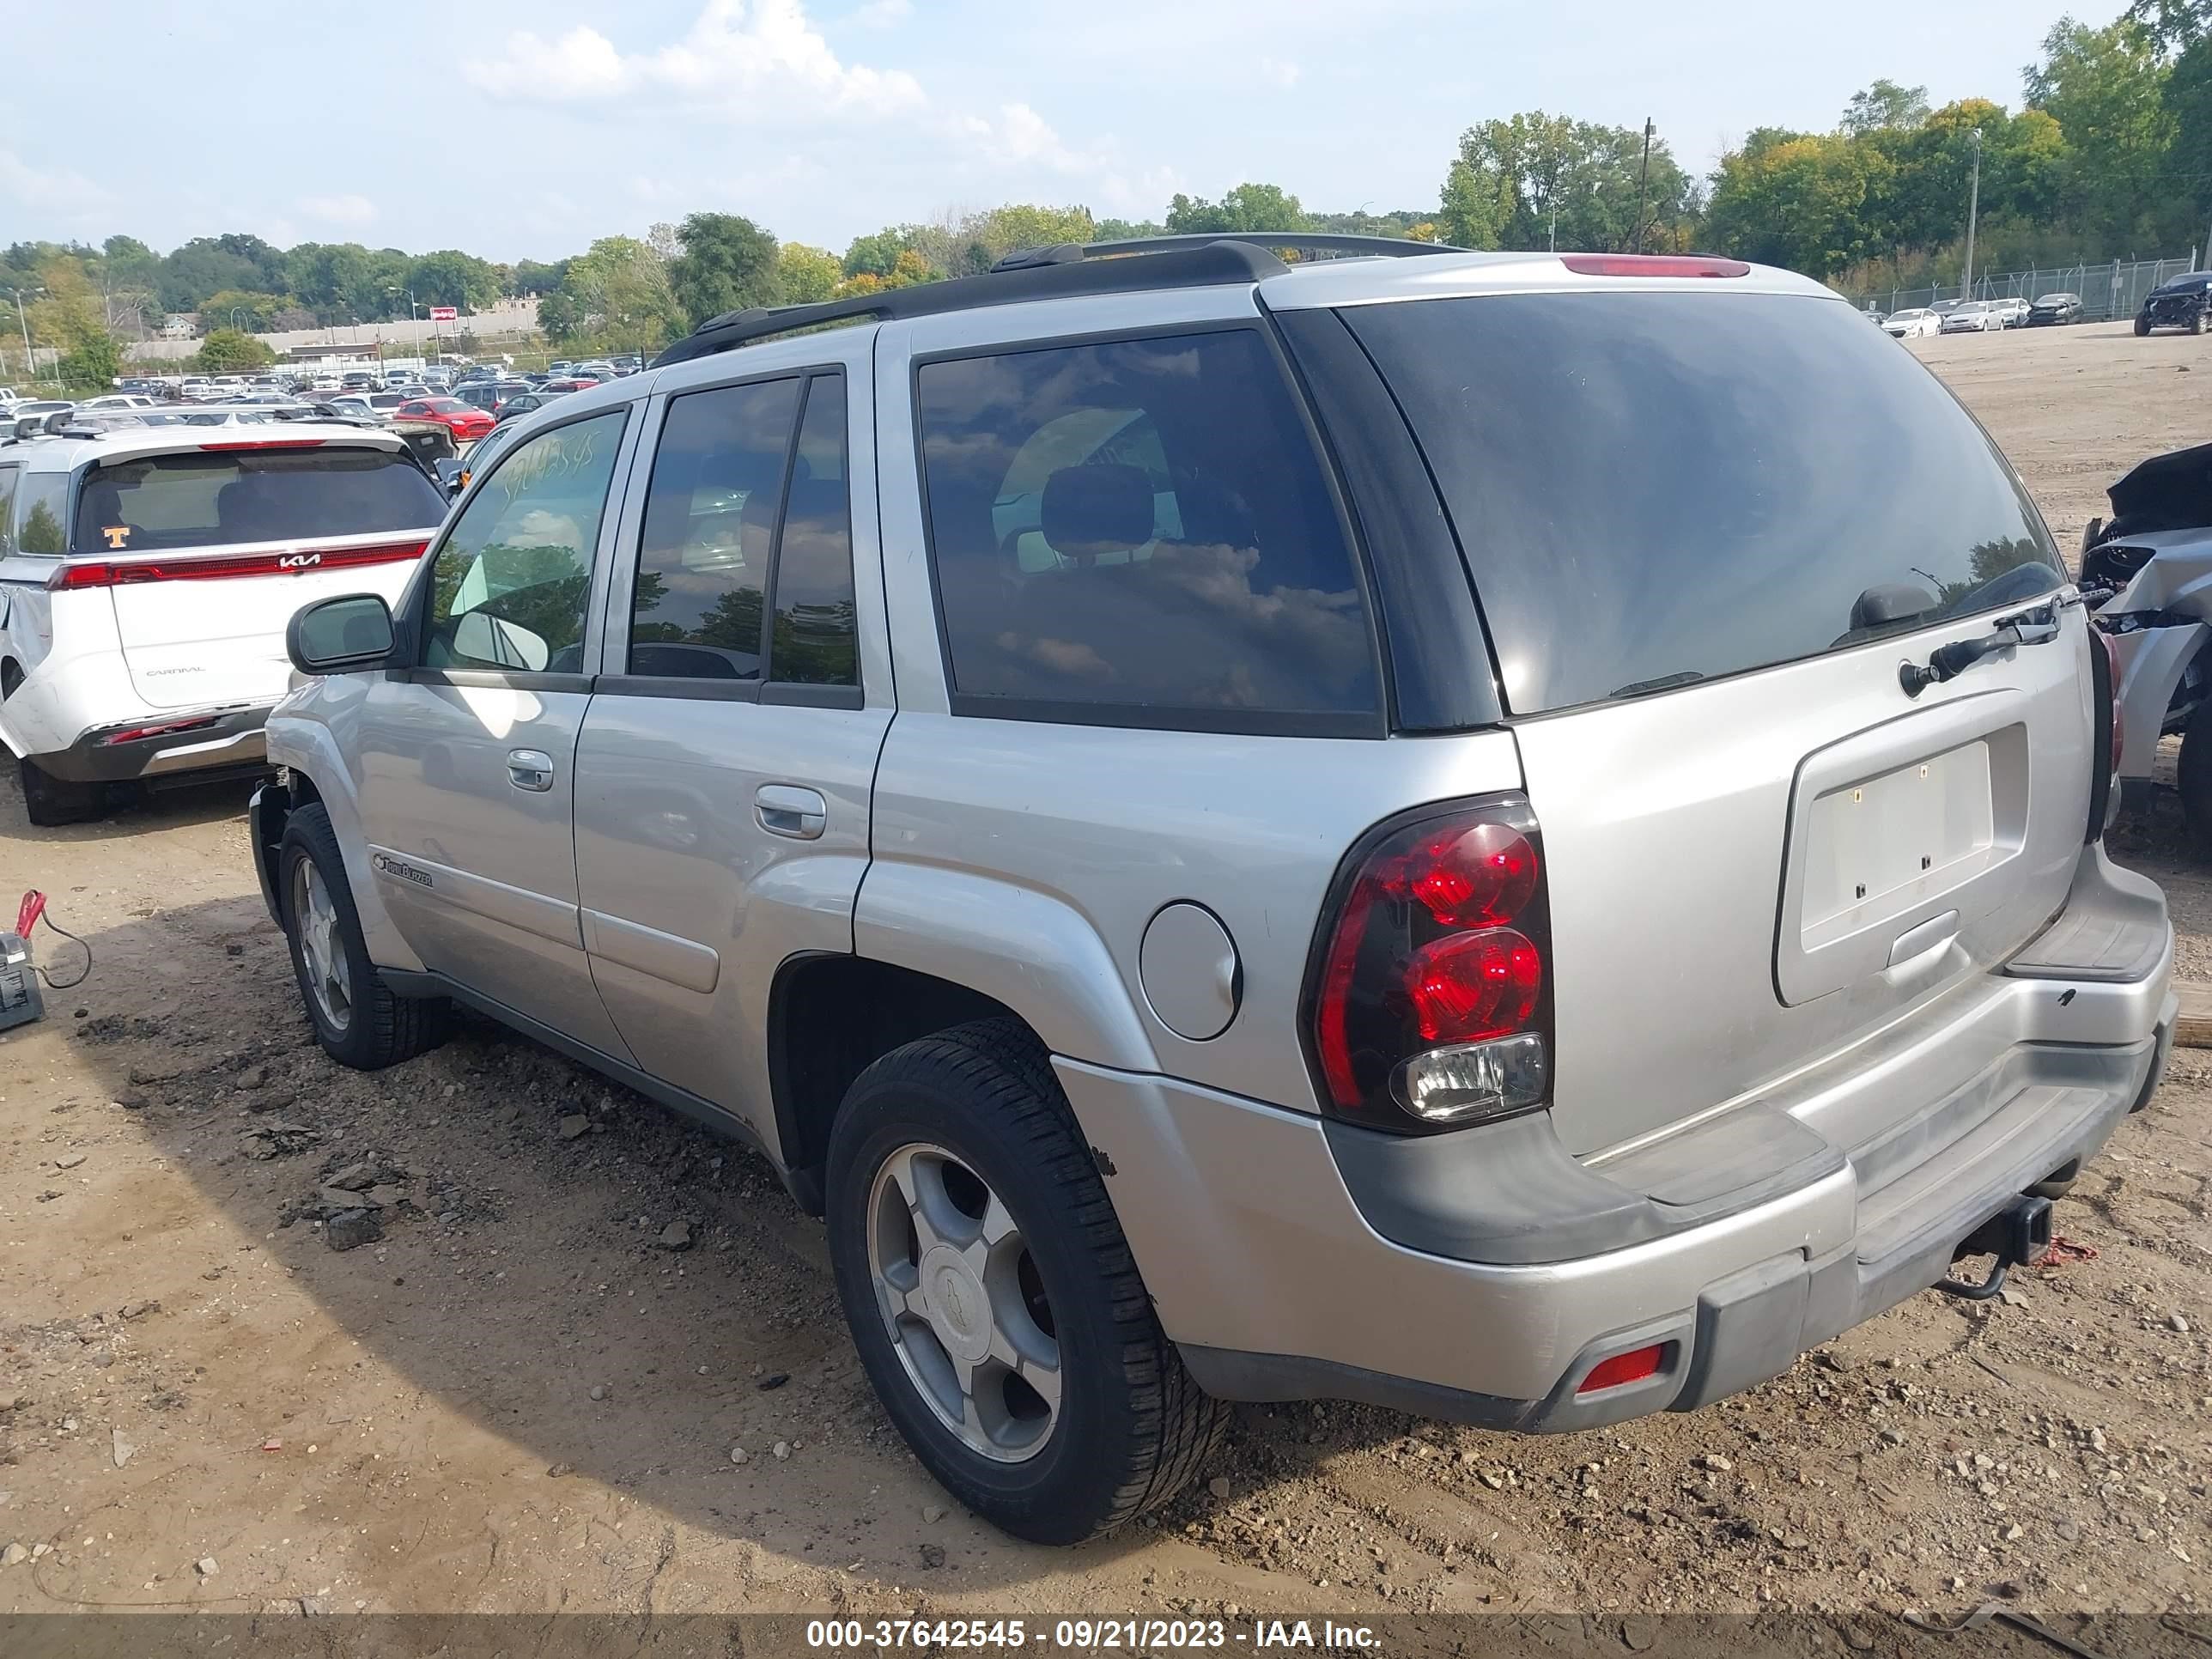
47;539;427;590
1305;796;1553;1133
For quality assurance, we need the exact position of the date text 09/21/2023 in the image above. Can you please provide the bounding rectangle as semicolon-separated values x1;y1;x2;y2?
804;1618;1382;1650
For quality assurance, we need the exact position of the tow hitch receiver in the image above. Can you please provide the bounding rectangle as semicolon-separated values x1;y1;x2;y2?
1933;1194;2054;1302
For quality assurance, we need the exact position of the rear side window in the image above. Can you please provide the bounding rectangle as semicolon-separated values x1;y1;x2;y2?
1344;292;2064;714
629;375;802;681
15;473;68;555
915;330;1378;731
71;447;446;554
0;467;15;556
624;369;859;688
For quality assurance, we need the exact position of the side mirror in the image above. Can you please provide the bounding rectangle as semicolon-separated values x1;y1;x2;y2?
435;457;465;495
289;593;397;675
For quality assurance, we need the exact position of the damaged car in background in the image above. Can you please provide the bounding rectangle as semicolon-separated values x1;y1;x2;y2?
2081;440;2212;836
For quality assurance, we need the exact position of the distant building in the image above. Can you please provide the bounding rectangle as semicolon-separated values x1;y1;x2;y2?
161;314;198;340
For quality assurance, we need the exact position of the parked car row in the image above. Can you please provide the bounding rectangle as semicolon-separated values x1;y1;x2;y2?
1879;293;2087;337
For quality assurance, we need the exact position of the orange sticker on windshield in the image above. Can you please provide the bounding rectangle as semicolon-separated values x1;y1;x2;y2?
102;526;131;549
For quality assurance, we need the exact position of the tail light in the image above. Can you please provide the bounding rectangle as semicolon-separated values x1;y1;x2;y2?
48;540;427;590
1304;796;1553;1133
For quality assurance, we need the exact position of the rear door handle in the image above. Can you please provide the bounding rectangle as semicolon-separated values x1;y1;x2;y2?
507;749;556;792
756;783;827;839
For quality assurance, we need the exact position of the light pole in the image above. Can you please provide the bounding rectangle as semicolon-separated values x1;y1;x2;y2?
8;287;44;384
229;307;247;333
1961;127;1984;301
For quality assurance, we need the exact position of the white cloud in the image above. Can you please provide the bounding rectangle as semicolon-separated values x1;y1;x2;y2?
465;0;922;119
1258;57;1301;90
850;0;911;27
298;192;378;228
957;103;1097;175
0;149;111;211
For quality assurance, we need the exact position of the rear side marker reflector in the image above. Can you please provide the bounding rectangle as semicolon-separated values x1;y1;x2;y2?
49;539;428;590
1577;1344;1667;1394
1559;254;1750;279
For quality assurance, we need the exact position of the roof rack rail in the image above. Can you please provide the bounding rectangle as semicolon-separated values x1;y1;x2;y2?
653;233;1462;368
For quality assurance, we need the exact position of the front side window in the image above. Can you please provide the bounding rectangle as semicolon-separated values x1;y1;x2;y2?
423;410;629;674
915;330;1377;727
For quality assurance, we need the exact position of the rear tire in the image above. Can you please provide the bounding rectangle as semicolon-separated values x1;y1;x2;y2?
278;802;447;1069
2193;310;2208;337
2136;315;2154;337
17;757;106;828
824;1018;1224;1543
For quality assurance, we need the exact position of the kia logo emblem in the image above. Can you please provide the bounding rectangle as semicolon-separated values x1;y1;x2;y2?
277;553;322;570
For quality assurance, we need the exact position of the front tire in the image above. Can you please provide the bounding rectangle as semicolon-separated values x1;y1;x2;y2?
279;802;446;1069
17;757;106;827
825;1018;1224;1543
2136;315;2154;337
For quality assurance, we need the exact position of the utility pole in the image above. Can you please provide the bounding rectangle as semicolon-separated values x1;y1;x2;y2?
1633;117;1654;252
10;290;32;383
1961;127;1984;301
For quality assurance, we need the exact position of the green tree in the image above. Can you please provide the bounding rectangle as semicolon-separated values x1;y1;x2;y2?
2027;17;2175;248
556;235;685;351
667;212;781;327
192;327;277;372
842;227;912;278
777;242;842;304
1164;182;1312;234
2162;33;2212;237
198;289;284;331
29;260;122;390
1842;80;1932;136
1440;113;1692;252
405;249;500;311
512;258;568;295
1704;132;1895;276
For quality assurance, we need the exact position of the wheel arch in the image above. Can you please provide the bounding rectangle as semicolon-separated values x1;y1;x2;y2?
769;953;1035;1215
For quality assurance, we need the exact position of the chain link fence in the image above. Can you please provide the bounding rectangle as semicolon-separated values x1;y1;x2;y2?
1848;255;2198;322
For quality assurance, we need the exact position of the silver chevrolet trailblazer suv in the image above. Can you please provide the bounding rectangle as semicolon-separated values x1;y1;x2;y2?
250;236;2177;1543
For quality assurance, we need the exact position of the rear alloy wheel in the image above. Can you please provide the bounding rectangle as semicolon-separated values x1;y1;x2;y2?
826;1018;1224;1542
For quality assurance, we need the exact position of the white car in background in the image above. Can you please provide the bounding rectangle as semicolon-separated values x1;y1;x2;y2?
0;413;447;823
1991;297;2032;328
1939;301;2005;334
1882;307;1941;338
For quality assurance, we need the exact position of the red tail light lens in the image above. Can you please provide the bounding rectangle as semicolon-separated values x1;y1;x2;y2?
1407;927;1542;1042
1307;796;1552;1133
48;539;427;590
1560;254;1750;278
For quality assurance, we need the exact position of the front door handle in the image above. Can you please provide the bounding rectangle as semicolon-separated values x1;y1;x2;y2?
756;783;827;839
507;748;556;792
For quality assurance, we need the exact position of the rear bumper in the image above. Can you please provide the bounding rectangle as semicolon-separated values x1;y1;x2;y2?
35;702;275;783
1063;844;2172;1431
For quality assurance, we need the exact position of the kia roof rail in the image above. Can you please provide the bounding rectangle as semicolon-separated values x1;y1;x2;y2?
653;233;1466;368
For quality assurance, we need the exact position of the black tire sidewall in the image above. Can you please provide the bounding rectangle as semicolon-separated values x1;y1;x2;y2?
17;757;103;828
825;1046;1146;1541
278;806;382;1066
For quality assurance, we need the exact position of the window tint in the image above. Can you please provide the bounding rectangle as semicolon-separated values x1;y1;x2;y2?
916;331;1376;726
0;468;15;556
424;410;629;674
16;474;67;555
1344;293;2064;713
628;376;801;680
770;376;858;686
71;448;445;553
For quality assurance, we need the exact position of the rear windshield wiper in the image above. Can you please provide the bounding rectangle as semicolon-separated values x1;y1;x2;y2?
1898;604;2061;698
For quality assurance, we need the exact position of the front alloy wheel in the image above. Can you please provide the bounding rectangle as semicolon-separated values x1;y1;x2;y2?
866;1142;1062;1462
290;855;354;1036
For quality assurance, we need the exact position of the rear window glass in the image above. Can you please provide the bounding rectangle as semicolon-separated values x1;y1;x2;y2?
1343;292;2063;713
72;447;447;553
916;329;1378;730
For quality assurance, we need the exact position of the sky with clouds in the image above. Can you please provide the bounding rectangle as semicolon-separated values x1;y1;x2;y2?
4;0;2083;261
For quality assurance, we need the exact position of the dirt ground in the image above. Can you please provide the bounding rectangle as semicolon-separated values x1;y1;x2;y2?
1;319;2209;1653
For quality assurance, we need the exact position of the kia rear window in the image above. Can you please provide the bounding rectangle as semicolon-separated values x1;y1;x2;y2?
72;447;447;553
1341;292;2064;714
